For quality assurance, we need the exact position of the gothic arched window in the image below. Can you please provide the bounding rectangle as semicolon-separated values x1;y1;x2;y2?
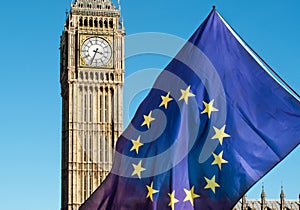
79;17;83;27
110;73;114;81
109;19;113;28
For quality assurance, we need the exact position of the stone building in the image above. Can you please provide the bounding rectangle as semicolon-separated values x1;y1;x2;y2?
60;0;124;209
234;186;300;210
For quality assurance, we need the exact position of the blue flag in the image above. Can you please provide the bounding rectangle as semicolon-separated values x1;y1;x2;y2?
80;8;300;210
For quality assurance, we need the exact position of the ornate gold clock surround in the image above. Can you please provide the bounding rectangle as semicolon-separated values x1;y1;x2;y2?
79;34;114;69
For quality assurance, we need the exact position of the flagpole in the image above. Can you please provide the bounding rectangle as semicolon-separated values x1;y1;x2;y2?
219;14;300;99
239;35;300;99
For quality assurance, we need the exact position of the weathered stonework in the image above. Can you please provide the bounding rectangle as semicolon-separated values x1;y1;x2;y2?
60;0;124;209
233;187;300;210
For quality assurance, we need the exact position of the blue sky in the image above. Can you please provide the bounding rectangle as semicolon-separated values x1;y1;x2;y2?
0;0;299;209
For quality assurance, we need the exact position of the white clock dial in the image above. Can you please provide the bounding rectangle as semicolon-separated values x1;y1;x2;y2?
81;37;112;67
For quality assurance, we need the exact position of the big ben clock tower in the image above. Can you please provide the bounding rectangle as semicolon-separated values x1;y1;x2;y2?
60;0;124;209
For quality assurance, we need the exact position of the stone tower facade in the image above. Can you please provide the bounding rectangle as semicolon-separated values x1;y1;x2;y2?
233;187;300;210
60;0;124;209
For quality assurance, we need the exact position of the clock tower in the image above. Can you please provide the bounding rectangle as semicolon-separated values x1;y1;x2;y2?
59;0;124;209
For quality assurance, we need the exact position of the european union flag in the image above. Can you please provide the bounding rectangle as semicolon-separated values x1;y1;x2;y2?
80;8;300;210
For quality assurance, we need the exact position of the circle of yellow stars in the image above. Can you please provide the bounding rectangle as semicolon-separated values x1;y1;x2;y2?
127;85;231;209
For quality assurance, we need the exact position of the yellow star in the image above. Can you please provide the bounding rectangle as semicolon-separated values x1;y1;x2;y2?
212;151;228;170
168;191;179;210
201;99;219;119
141;111;155;129
131;160;146;179
130;135;143;154
159;91;173;109
183;186;200;206
179;85;195;104
204;175;220;194
146;182;159;202
211;125;230;145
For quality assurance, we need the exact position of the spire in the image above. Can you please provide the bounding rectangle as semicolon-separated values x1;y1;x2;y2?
280;186;285;210
280;185;285;200
118;0;121;10
73;0;116;10
261;183;266;210
121;17;124;30
261;183;266;200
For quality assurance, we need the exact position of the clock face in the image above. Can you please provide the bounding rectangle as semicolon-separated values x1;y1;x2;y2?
81;37;112;67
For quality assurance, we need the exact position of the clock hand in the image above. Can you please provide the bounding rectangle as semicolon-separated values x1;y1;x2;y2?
90;48;99;65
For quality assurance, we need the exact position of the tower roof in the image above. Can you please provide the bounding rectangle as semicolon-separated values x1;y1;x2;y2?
73;0;116;10
280;186;285;200
261;183;266;199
